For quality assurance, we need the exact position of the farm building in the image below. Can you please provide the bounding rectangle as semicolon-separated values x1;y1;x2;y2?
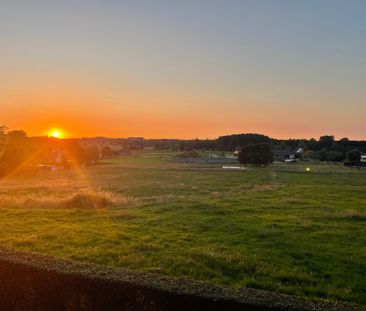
361;154;366;163
273;150;298;162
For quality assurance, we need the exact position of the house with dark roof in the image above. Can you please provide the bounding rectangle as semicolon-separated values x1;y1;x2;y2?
273;150;298;162
361;154;366;164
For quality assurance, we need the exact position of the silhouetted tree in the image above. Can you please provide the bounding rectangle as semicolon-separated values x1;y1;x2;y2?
304;150;316;159
346;149;361;163
218;134;270;151
86;145;100;163
325;151;343;162
238;143;273;166
0;130;29;176
320;149;328;161
319;135;335;149
101;145;113;158
339;137;349;144
306;138;319;151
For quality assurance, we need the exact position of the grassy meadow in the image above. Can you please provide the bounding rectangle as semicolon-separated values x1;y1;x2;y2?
0;152;365;305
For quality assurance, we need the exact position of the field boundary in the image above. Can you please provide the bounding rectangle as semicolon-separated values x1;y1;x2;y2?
0;248;364;311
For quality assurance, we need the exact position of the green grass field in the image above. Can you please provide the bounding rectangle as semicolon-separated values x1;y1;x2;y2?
0;154;365;305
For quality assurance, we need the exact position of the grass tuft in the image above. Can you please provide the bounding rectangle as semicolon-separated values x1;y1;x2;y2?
0;190;136;209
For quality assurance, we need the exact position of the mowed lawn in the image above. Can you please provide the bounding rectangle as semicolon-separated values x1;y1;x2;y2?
0;157;365;304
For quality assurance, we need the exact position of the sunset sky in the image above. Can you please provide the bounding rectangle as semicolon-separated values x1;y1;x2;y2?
1;0;365;139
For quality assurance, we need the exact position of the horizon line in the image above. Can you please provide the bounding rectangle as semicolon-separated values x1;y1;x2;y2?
28;134;366;141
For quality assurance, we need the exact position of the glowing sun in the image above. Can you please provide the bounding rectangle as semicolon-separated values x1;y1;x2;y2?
49;130;64;138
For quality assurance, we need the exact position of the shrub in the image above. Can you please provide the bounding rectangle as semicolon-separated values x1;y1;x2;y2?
238;143;273;166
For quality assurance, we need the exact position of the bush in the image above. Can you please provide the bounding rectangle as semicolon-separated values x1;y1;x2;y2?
347;149;361;163
238;143;273;166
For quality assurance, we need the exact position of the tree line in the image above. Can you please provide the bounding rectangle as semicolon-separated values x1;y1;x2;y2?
1;125;365;173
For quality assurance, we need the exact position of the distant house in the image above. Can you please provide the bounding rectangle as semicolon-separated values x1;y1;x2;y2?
233;147;242;157
273;150;298;162
361;154;366;164
296;148;304;156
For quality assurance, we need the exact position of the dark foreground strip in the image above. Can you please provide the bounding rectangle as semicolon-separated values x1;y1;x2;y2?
0;248;363;311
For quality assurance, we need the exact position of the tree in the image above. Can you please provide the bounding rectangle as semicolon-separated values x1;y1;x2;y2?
346;149;361;163
306;138;319;151
304;150;316;159
101;145;113;158
325;151;343;162
0;130;29;176
217;134;271;151
238;143;273;166
86;145;100;163
319;135;335;149
320;149;328;161
7;130;27;141
339;137;349;144
64;142;87;165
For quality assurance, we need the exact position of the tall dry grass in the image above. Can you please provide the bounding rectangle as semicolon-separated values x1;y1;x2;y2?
0;190;137;209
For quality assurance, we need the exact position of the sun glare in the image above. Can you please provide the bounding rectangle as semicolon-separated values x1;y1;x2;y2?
49;130;64;139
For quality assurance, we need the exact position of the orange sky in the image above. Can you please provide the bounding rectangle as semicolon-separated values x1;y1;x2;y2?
2;76;364;140
1;1;365;140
